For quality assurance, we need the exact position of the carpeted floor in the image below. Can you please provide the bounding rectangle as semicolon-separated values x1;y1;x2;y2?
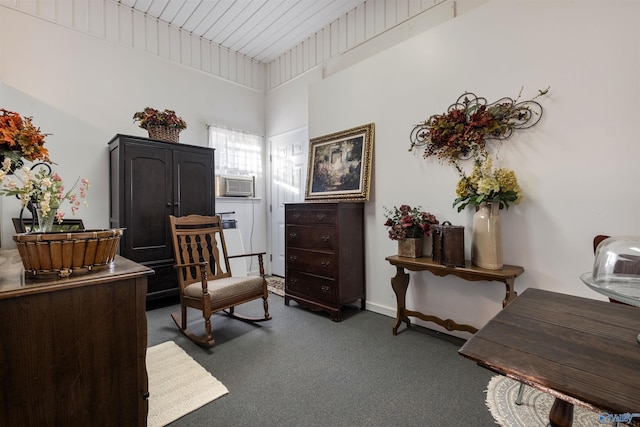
266;275;284;296
146;294;497;426
485;376;603;427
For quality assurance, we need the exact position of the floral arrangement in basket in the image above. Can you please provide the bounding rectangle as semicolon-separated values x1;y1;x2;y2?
0;108;51;169
383;205;439;240
453;156;521;212
132;107;187;130
133;107;187;143
0;161;89;230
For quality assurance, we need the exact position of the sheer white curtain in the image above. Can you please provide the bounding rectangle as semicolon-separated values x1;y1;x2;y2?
208;125;263;177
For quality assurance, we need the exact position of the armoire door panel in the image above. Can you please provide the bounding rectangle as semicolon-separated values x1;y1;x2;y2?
174;150;214;217
125;145;173;262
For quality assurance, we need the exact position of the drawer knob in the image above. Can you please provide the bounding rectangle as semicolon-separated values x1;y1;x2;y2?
289;232;297;239
321;235;330;242
321;261;330;268
316;213;326;221
289;255;298;261
320;285;330;293
293;213;301;220
289;278;297;284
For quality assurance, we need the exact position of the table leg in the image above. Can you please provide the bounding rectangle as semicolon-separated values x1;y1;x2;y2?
390;266;411;335
503;278;518;307
548;398;574;427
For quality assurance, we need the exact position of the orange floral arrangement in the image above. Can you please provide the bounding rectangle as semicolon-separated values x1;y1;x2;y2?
0;108;50;163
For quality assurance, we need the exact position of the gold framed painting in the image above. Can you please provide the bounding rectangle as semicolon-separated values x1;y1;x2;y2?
305;123;374;202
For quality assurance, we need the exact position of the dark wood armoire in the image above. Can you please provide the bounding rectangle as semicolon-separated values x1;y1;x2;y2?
108;134;215;300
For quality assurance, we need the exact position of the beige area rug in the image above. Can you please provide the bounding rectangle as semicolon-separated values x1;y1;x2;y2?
266;275;285;296
146;341;228;427
485;376;604;427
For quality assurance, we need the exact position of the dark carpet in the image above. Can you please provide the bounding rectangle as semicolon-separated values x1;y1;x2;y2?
146;294;496;426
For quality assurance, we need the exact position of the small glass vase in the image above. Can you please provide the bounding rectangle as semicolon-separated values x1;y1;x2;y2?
34;206;56;233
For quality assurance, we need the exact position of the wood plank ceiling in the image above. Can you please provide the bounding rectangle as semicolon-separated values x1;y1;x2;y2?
118;0;365;64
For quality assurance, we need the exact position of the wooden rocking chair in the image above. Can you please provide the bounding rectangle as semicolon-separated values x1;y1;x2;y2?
169;214;271;347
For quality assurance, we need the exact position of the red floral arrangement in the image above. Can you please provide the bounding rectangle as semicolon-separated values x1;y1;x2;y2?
410;88;548;166
384;205;439;240
422;105;501;162
0;108;51;163
133;107;187;130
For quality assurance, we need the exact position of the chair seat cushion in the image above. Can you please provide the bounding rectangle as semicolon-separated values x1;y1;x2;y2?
184;276;265;302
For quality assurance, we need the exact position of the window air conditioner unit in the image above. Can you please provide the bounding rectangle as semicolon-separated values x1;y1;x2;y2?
216;175;255;197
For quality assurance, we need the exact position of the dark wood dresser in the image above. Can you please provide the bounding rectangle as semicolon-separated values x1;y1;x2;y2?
284;202;365;321
0;251;152;426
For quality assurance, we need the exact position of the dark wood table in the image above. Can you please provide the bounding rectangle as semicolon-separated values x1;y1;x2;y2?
459;288;640;427
385;255;524;335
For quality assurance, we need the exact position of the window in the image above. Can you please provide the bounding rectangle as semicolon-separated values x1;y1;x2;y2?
208;125;263;177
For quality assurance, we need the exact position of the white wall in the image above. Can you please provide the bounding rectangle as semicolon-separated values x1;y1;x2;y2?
0;0;265;91
0;7;267;261
266;68;319;137
307;0;640;336
3;0;640;334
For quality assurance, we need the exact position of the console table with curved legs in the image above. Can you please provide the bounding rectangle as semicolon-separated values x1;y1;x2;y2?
385;255;525;335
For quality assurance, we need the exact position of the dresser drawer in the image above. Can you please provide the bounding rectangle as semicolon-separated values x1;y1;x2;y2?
285;210;309;225
286;206;337;225
286;225;336;251
286;248;336;278
307;209;337;225
286;270;336;304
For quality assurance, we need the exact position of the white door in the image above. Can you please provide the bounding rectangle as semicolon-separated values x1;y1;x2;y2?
269;128;308;277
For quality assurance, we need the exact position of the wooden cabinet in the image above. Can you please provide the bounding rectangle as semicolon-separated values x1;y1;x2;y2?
0;253;152;426
284;202;365;321
109;134;215;300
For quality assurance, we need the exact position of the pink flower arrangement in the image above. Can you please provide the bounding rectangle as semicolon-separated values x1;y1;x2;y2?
0;161;89;223
384;204;439;240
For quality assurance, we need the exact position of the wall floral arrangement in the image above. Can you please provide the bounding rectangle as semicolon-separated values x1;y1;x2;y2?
409;87;548;207
408;88;548;269
409;88;548;169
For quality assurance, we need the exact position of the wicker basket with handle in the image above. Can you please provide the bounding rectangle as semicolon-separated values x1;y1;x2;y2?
147;125;180;143
14;228;124;279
